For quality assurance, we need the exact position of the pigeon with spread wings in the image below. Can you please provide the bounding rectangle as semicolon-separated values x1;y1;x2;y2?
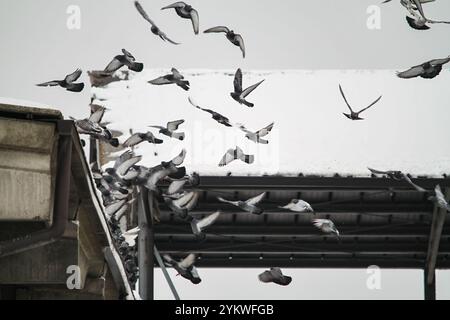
258;268;292;286
368;167;426;192
279;199;314;213
149;119;185;140
313;219;340;236
161;1;199;34
190;211;221;236
339;84;382;120
188;97;232;127
217;192;266;215
163;253;201;284
218;146;254;167
123;131;163;148
104;49;144;73
37;68;84;92
397;57;450;79
230;68;264;108
148;68;190;91
236;122;274;144
204;26;245;58
134;1;180;45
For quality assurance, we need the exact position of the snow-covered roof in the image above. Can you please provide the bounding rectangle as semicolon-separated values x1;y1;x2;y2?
91;69;450;177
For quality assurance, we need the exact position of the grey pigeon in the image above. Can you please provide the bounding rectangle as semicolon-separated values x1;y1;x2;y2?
37;68;84;92
204;26;245;58
397;56;450;79
236;122;274;144
313;219;340;236
148;68;190;91
161;1;199;34
135;1;180;45
190;211;221;236
230;68;264;108
218;146;254;167
279;199;314;213
339;84;382;120
123;131;163;148
188;97;232;127
163;253;201;284
217;192;266;215
258;267;292;286
149;119;185;140
165;191;199;218
104;49;144;73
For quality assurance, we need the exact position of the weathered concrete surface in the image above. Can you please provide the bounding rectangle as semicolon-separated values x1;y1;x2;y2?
0;118;56;221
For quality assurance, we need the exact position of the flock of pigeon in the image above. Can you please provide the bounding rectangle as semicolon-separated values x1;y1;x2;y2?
34;0;450;290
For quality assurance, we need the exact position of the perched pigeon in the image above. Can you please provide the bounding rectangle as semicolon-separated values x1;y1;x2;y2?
313;219;340;236
279;199;314;213
218;146;254;167
163;253;201;284
36;68;84;92
339;84;382;120
104;49;144;73
217;192;266;215
204;26;245;58
135;1;180;45
148;68;190;91
190;211;221;236
428;185;450;212
368;167;426;192
397;57;450;79
236;122;274;144
161;2;199;34
71;108;119;147
123;131;163;148
258;267;292;286
230;68;264;108
149;119;185;140
188;97;232;127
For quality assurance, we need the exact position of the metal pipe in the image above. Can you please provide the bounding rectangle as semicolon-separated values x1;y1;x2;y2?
0;120;73;258
138;187;154;300
154;246;180;300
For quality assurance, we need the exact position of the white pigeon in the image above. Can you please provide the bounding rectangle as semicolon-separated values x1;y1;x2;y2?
217;192;266;215
236;122;274;144
313;219;339;236
279;199;314;213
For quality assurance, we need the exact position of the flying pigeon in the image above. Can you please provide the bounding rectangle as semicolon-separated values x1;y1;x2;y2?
217;192;266;215
145;150;187;190
236;122;274;144
218;146;254;167
36;68;84;92
396;57;450;79
428;185;450;211
204;26;245;58
188;97;232;127
165;191;199;218
149;119;185;140
313;219;340;236
71;107;119;147
258;267;292;286
163;253;201;284
123;131;163;148
230;68;264;108
108;150;143;180
148;68;190;91
279;199;314;213
190;211;221;236
161;2;199;34
134;1;180;45
166;173;200;195
339;84;382;120
104;49;144;73
368;167;426;192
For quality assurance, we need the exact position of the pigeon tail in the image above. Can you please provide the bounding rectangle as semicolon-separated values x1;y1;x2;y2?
242;100;254;108
172;132;185;140
244;154;254;164
178;80;190;91
129;62;144;72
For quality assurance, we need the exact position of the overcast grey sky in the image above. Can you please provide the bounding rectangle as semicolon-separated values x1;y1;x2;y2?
1;0;450;299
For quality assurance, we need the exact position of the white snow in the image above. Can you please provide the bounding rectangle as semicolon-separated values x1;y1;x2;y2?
90;69;450;177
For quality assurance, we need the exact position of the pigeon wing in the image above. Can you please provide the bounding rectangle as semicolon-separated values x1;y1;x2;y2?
258;270;275;283
235;34;246;58
190;9;200;34
167;119;185;131
167;179;187;195
64;68;82;83
218;148;236;167
36;80;61;87
402;174;427;192
114;150;134;170
171;148;187;166
117;155;142;176
161;2;186;9
179;253;196;269
241;79;264;98
396;65;425;79
104;57;123;73
245;192;266;206
368;167;390;175
217;196;235;205
358;95;382;114
339;84;353;112
196;211;220;230
135;1;156;26
123;133;144;147
256;122;275;137
204;26;230;33
233;68;243;93
89;107;105;123
429;57;450;66
148;76;173;85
